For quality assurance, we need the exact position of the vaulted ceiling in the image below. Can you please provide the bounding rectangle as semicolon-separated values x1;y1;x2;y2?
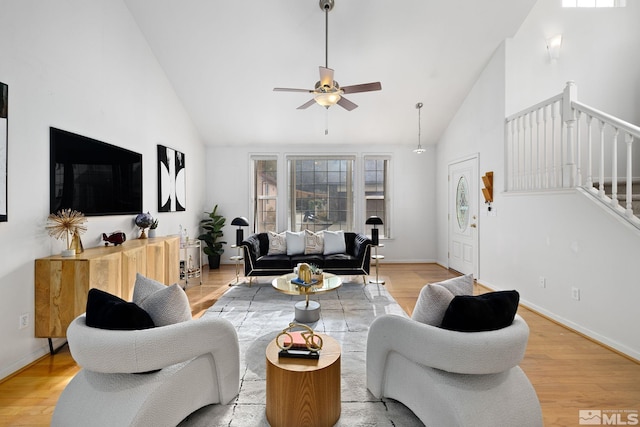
124;0;536;147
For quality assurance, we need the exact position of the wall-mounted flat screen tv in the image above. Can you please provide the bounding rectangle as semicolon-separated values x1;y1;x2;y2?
50;127;142;216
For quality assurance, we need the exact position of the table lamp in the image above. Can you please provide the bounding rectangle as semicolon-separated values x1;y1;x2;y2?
365;216;383;246
231;217;249;246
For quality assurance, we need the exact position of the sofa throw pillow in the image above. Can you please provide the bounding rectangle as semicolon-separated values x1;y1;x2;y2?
267;231;287;255
286;231;306;256
304;230;324;254
323;230;346;255
411;274;474;326
440;290;520;332
85;288;155;330
132;273;192;327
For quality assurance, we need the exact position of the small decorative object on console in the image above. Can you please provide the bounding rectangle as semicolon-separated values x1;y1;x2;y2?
134;212;154;239
276;322;323;359
102;232;126;246
46;209;87;257
149;218;159;238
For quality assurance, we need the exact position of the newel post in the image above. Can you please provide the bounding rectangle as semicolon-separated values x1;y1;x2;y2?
562;81;578;188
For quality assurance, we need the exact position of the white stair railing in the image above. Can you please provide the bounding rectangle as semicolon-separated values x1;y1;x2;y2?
505;81;640;225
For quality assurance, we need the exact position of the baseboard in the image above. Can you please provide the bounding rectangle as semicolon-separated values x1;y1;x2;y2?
220;259;439;265
0;339;59;383
478;279;640;364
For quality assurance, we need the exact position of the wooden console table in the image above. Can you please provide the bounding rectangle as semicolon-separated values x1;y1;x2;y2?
265;334;341;427
35;236;180;349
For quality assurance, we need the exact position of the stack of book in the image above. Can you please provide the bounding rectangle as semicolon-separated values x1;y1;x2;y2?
278;331;320;359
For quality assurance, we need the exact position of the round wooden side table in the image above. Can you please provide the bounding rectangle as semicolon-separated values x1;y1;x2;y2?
265;334;341;427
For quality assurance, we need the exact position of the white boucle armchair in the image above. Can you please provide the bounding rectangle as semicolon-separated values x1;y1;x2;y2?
52;314;240;427
366;313;542;427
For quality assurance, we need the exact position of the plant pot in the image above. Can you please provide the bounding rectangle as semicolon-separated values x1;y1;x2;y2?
148;229;157;238
207;254;221;269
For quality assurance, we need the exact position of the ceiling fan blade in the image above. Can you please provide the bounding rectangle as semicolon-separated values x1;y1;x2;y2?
337;96;358;111
341;82;382;94
274;87;314;93
297;99;317;110
319;66;334;88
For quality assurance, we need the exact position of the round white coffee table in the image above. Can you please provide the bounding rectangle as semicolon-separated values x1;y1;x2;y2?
272;272;342;322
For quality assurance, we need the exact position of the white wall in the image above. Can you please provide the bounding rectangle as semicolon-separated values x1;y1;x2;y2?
0;0;206;379
436;0;640;359
204;143;437;264
435;43;508;273
505;0;640;123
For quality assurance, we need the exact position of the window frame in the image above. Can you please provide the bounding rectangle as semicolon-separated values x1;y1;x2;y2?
251;155;278;233
286;155;356;232
364;155;391;239
562;0;625;7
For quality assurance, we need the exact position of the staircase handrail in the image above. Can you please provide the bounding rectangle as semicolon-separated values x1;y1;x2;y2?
571;100;640;139
505;81;639;228
506;93;563;123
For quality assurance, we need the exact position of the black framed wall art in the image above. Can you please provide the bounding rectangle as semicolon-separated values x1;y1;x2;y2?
0;82;7;222
157;144;186;212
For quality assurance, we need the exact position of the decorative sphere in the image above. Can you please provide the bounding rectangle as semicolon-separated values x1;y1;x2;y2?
135;212;154;228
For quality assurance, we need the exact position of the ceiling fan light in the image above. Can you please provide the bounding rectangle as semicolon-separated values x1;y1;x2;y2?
314;92;341;107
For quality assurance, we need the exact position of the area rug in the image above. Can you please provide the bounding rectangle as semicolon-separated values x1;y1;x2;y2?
178;278;424;426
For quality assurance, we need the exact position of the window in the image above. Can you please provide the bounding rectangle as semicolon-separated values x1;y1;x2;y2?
287;157;354;232
364;156;390;238
252;157;277;233
562;0;625;7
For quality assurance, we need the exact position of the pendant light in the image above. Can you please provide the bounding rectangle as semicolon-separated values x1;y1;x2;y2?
413;102;426;154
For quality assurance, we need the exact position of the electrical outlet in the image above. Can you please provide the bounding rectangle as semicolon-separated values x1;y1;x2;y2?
539;276;546;288
571;287;581;301
19;313;29;330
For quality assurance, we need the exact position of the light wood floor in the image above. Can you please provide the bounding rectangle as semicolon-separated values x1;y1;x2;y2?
1;264;638;426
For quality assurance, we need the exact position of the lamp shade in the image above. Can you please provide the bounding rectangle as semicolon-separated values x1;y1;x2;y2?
231;216;249;246
365;216;383;226
365;216;383;246
231;217;249;227
314;91;341;107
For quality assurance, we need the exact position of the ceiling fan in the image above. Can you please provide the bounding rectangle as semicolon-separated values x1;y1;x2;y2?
273;0;382;111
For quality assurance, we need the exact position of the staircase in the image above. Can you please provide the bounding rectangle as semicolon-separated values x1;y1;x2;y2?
505;81;640;229
594;181;640;219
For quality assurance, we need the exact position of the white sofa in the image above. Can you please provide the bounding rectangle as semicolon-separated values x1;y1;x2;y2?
366;313;543;427
52;314;240;427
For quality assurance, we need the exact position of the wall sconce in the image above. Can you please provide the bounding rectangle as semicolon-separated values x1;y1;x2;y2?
365;216;383;246
231;216;250;246
481;172;493;210
546;34;562;61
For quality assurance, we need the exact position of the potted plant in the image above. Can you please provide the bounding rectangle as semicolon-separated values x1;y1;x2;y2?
197;204;227;269
148;218;159;238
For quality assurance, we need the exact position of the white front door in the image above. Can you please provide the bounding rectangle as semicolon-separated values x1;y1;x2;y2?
448;155;479;277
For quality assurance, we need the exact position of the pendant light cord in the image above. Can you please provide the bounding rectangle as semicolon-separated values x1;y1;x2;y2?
418;104;421;147
414;102;425;153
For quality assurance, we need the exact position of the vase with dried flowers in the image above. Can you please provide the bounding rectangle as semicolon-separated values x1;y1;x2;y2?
46;209;87;257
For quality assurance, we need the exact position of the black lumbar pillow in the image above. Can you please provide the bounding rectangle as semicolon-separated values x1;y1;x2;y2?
440;290;520;332
86;288;155;330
